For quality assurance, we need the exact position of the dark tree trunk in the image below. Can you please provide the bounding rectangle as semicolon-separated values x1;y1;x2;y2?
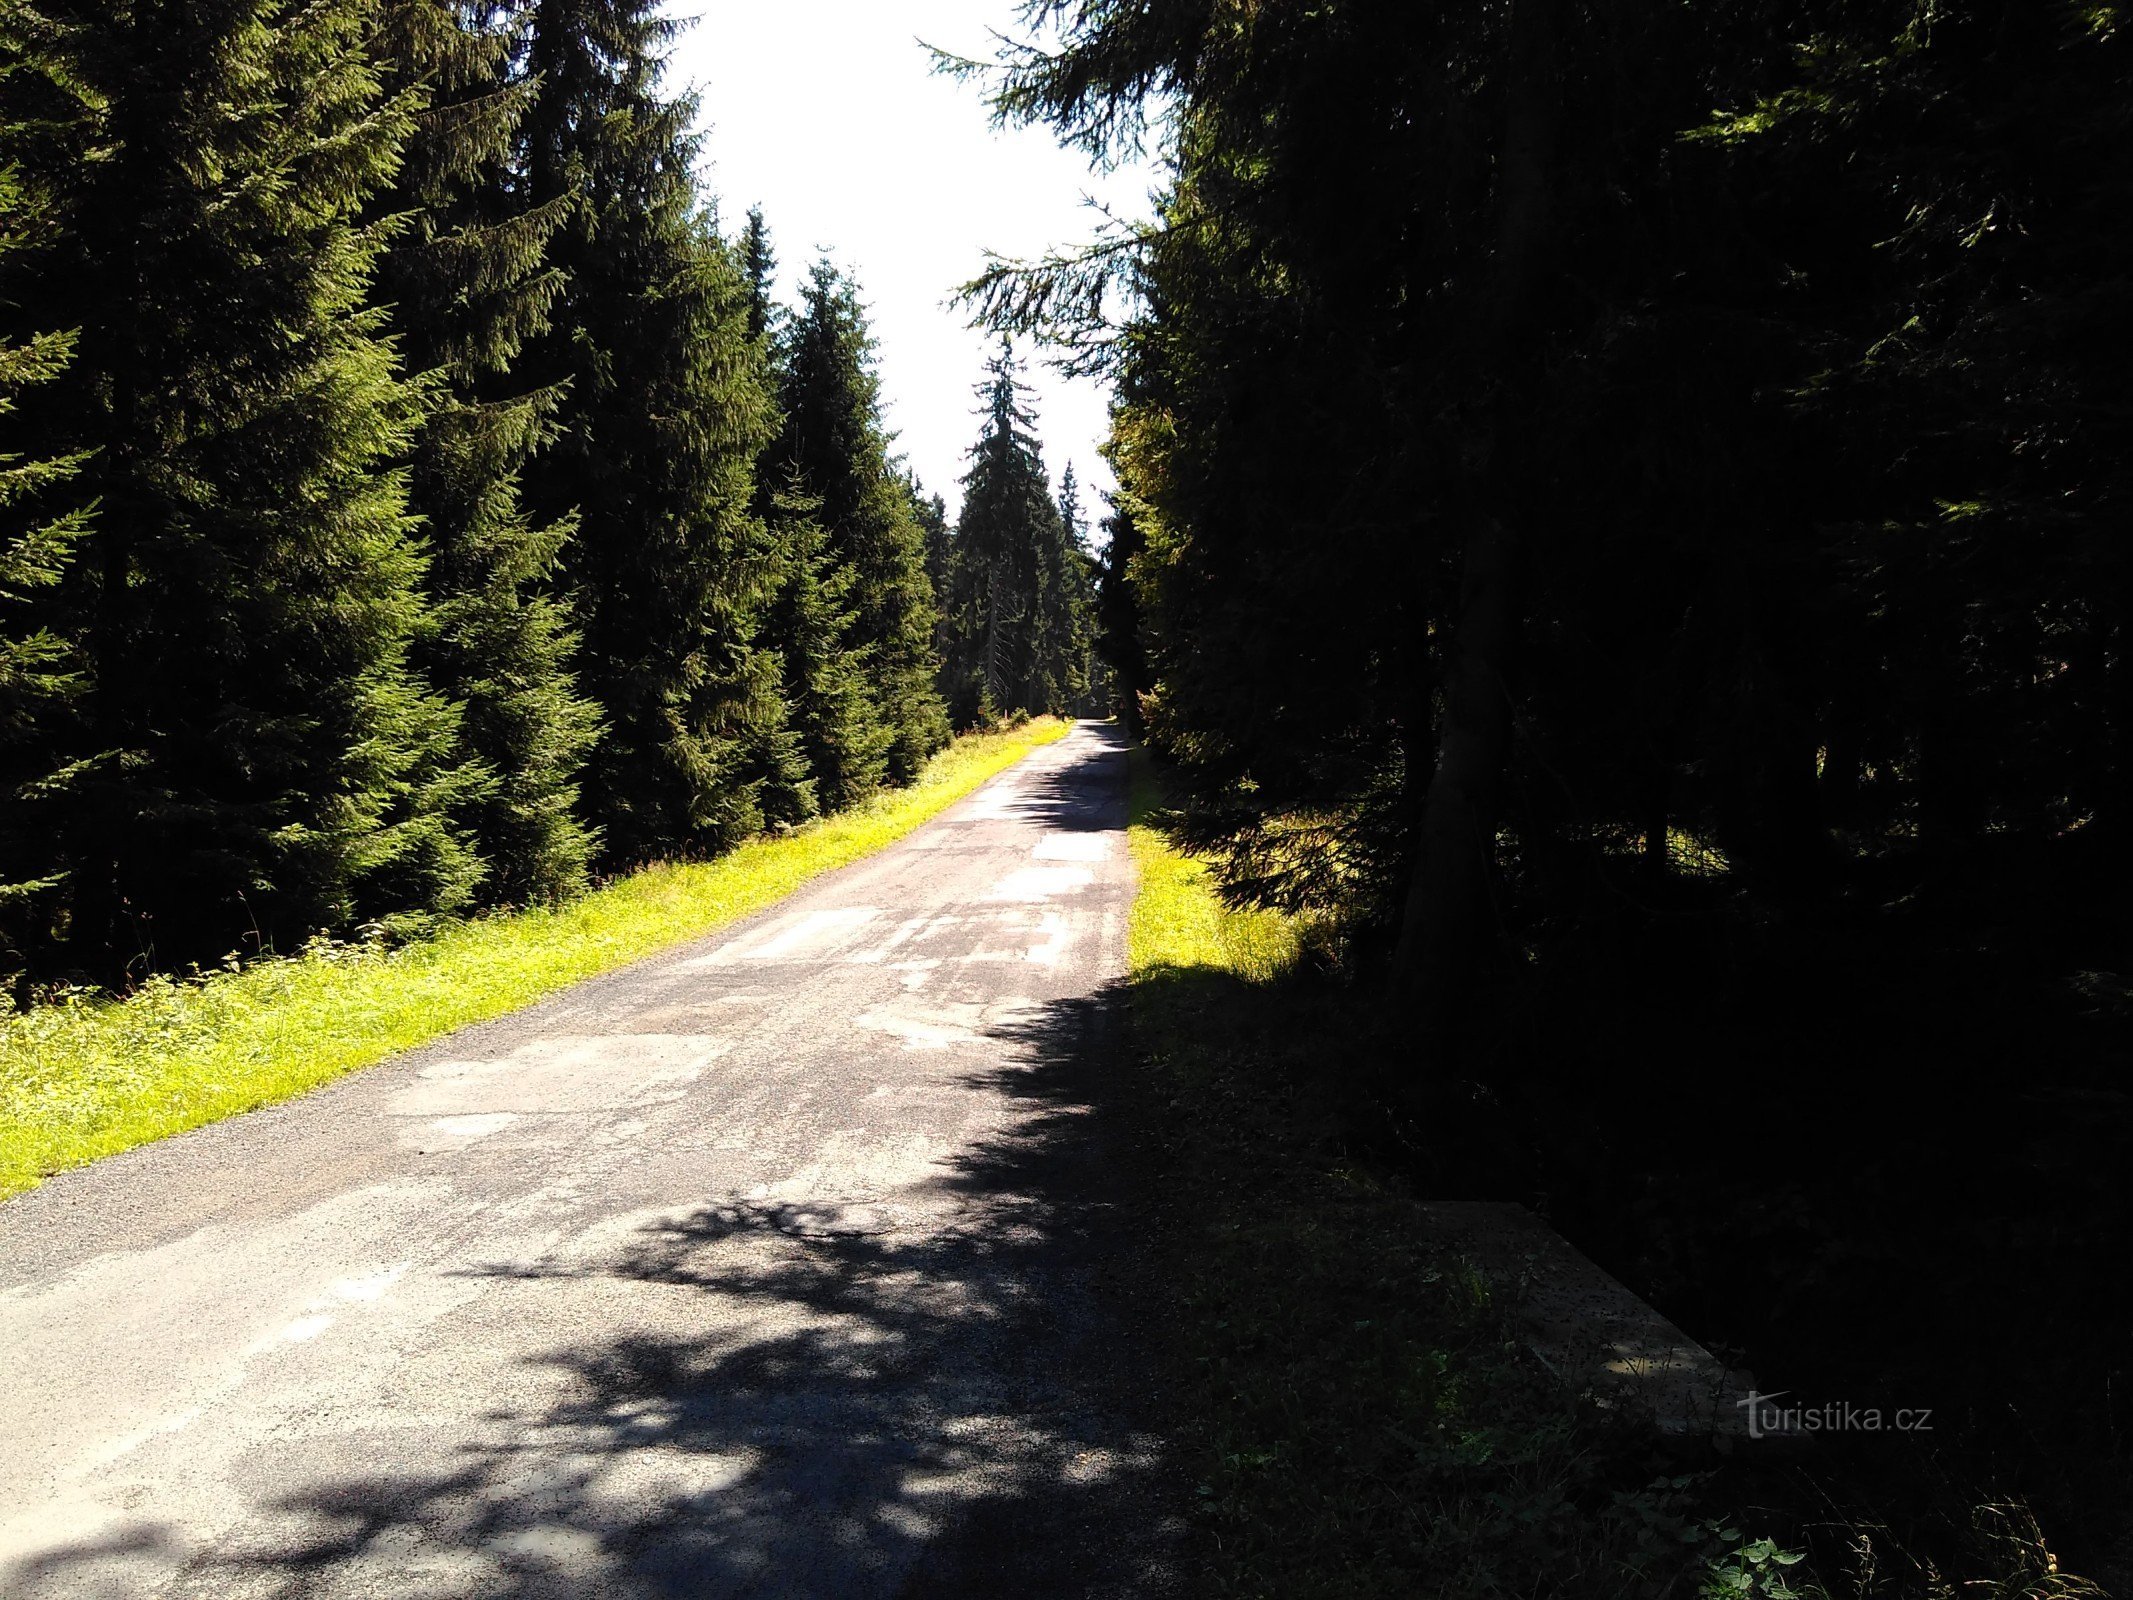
1391;515;1522;1044
1386;0;1556;1064
1818;714;1862;831
1762;726;1837;886
1712;647;1836;892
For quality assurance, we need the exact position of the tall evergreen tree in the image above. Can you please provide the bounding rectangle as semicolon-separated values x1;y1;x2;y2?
1029;459;1097;716
372;0;599;904
520;0;785;862
0;162;92;970
774;258;947;781
1093;497;1148;732
910;474;952;604
1054;462;1084;548
764;481;880;814
0;0;478;974
946;343;1062;723
740;203;777;344
907;471;954;667
726;205;817;827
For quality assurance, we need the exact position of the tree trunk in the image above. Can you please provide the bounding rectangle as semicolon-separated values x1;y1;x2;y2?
1386;0;1556;1064
1818;715;1861;832
1391;515;1522;1043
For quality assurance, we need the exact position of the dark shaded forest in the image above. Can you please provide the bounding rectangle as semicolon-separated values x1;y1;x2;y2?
0;0;1100;988
966;0;2133;1588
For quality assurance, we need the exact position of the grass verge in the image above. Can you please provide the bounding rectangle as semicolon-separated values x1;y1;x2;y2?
1121;748;1814;1599
0;717;1072;1198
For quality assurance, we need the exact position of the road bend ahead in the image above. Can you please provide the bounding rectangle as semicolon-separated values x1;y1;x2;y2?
0;722;1173;1598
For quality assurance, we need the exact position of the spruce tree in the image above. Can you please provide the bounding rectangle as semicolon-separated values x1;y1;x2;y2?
729;206;817;826
520;0;785;862
0;163;91;971
765;482;883;813
1094;498;1148;732
947;343;1058;723
0;0;478;974
908;471;955;667
372;0;599;904
1029;460;1097;716
740;204;777;344
773;258;947;782
1062;466;1107;715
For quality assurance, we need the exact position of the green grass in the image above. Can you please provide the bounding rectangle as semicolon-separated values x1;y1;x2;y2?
1126;770;1300;986
0;717;1072;1198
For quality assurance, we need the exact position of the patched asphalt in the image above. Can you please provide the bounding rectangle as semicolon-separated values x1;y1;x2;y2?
0;721;1179;1598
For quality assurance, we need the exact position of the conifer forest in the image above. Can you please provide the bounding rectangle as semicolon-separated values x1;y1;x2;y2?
0;0;1100;981
1;1;2130;1596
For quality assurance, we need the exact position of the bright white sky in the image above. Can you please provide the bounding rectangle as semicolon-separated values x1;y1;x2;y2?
670;0;1153;523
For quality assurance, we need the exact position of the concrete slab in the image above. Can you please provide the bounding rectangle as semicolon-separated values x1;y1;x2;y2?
1419;1200;1785;1445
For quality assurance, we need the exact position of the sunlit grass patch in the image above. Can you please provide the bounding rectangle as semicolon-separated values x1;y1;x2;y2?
0;718;1072;1198
1126;778;1300;985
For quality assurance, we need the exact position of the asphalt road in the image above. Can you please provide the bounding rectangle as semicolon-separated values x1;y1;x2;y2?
0;722;1173;1598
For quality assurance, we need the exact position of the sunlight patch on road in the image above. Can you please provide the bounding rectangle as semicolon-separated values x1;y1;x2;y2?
407;1112;519;1151
961;781;1028;821
719;905;883;961
331;1264;409;1303
1033;832;1109;861
848;913;935;963
855;999;983;1049
986;865;1095;901
393;1037;718;1118
1025;910;1072;966
490;1524;604;1566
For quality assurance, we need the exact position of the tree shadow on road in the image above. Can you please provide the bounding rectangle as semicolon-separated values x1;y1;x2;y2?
60;989;1181;1600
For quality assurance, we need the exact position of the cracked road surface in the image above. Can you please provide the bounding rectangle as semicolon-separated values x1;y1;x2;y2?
0;722;1171;1597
